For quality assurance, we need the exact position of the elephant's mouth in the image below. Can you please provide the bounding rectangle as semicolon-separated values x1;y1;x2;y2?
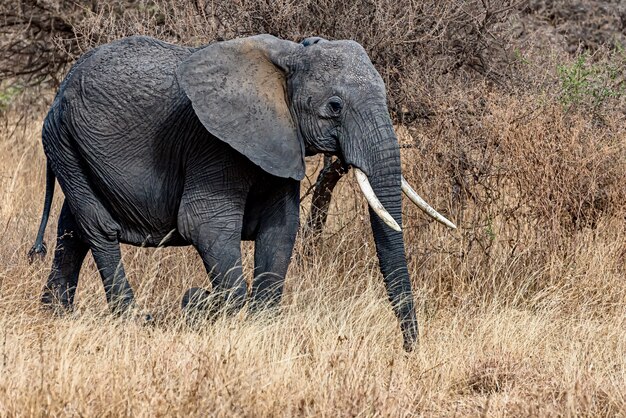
304;144;320;156
305;129;343;157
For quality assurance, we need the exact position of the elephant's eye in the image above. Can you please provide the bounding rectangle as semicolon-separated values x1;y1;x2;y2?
327;96;343;115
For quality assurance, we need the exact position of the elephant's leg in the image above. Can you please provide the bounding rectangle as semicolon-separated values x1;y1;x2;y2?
249;180;300;312
42;200;89;312
177;145;253;319
194;226;247;317
90;239;136;315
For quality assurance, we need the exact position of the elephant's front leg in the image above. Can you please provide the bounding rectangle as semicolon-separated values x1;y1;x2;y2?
178;146;254;320
249;180;300;312
187;216;247;317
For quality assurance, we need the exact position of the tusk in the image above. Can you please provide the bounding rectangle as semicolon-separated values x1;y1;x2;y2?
354;168;402;232
401;176;457;229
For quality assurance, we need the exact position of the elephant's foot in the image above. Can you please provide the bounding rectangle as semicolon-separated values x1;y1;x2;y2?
247;298;282;320
41;283;74;316
110;300;154;326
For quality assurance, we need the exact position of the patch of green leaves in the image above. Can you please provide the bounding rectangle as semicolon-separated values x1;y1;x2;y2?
557;49;625;111
0;85;23;111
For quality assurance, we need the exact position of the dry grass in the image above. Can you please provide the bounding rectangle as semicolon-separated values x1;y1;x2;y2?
1;1;626;415
0;94;625;417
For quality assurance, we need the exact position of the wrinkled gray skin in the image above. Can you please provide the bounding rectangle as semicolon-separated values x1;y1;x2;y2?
30;35;418;350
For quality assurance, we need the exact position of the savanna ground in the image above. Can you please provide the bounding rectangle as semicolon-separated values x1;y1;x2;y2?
1;1;625;416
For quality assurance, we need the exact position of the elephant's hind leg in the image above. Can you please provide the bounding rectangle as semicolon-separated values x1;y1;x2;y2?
43;122;139;316
90;240;136;315
42;201;137;316
42;200;89;312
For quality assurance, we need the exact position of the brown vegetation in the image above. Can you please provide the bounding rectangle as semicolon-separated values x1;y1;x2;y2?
1;0;625;416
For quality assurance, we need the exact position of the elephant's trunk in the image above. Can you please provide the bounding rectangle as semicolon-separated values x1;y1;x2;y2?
342;109;419;351
354;168;401;232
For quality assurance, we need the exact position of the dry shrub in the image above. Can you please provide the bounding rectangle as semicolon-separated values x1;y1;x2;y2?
524;0;626;54
2;0;520;114
375;81;625;316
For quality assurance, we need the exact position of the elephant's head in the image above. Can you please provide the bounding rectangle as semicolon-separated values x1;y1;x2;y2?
177;35;455;350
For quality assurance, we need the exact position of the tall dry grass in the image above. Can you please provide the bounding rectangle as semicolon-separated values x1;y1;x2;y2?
1;0;626;416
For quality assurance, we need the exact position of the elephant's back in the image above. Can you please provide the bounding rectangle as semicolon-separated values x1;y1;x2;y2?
60;36;194;141
50;36;199;241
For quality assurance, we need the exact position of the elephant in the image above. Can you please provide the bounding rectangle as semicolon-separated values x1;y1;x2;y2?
28;34;455;351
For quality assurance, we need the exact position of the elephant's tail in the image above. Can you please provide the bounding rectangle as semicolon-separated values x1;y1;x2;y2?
28;161;55;263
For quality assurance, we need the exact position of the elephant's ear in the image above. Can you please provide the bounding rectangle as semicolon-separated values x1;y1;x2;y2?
177;35;305;180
